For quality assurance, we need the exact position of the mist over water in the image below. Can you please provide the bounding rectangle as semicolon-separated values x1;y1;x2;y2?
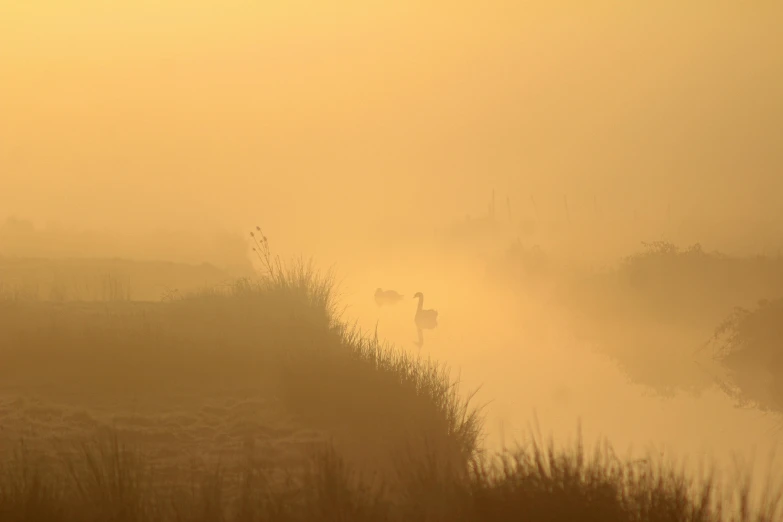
335;246;782;490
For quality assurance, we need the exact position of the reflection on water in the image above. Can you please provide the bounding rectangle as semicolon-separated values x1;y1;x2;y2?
342;260;782;490
415;326;424;349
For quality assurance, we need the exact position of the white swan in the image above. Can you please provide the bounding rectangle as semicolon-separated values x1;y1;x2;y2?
413;292;438;329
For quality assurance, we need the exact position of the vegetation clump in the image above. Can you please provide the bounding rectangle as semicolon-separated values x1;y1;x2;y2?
708;298;783;412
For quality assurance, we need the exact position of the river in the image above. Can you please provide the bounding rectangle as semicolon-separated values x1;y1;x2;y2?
336;252;783;501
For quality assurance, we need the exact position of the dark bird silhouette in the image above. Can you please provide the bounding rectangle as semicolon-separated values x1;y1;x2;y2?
413;292;438;329
375;288;405;306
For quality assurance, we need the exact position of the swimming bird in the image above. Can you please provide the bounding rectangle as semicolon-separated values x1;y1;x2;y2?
413;292;438;329
375;288;405;306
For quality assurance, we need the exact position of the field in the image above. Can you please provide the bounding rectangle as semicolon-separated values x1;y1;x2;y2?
0;256;242;303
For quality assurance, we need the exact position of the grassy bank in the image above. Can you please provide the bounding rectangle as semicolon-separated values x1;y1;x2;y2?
0;236;480;499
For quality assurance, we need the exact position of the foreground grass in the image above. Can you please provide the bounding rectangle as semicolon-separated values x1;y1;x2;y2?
1;429;779;522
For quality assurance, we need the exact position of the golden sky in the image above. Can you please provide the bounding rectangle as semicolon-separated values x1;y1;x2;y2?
1;1;781;248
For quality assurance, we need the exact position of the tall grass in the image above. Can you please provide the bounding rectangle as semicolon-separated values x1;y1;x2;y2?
1;429;779;522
